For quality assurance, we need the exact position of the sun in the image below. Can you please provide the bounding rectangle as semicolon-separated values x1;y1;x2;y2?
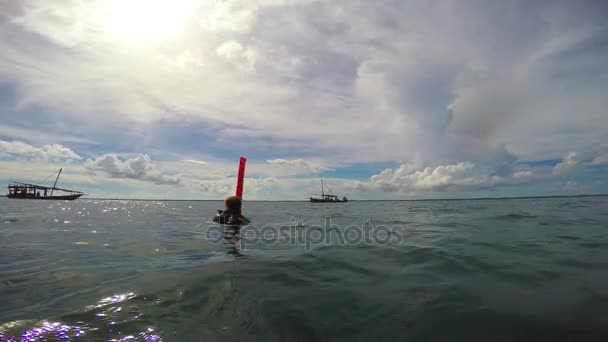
103;0;197;41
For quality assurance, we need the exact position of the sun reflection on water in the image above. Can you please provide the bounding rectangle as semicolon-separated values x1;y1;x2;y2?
0;293;162;342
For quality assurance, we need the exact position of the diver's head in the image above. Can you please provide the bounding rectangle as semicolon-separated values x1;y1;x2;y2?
224;195;242;214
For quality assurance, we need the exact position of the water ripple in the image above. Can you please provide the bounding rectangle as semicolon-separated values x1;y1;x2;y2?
1;196;608;340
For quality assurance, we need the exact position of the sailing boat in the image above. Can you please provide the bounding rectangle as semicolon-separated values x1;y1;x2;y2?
309;180;348;203
7;168;84;200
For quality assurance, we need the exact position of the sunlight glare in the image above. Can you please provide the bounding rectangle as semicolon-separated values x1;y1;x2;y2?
103;0;196;41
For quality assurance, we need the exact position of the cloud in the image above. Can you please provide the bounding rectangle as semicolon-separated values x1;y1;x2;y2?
181;159;208;165
216;40;257;70
360;161;540;193
553;149;608;174
198;181;232;194
1;0;608;198
216;40;244;59
0;140;81;161
0;124;99;145
198;176;277;196
592;152;608;166
553;152;582;175
85;154;182;186
267;158;333;174
5;0;605;165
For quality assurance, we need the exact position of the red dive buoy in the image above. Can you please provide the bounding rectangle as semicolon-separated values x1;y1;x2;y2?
235;156;246;198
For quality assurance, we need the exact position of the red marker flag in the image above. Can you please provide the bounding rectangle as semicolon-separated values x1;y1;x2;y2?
235;156;247;198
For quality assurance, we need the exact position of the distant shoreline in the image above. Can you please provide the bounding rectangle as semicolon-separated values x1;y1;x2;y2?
2;193;603;202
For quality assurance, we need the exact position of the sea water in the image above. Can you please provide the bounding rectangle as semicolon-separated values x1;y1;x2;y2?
1;196;608;341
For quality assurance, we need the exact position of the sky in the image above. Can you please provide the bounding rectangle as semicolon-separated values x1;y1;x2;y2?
0;0;607;200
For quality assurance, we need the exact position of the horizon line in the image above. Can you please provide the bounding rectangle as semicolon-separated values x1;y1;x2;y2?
13;193;604;202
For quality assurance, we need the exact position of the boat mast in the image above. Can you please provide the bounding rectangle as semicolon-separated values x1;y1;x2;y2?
50;168;62;197
321;180;324;197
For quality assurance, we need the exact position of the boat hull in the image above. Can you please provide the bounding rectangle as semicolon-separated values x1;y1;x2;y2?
310;198;348;203
7;194;83;200
310;179;348;203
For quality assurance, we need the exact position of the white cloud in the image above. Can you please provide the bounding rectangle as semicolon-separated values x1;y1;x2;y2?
266;158;332;174
512;170;536;182
216;40;243;59
198;180;232;194
181;159;208;165
85;154;182;186
198;176;278;198
553;152;582;175
552;149;608;175
0;140;81;161
216;40;257;71
360;161;540;193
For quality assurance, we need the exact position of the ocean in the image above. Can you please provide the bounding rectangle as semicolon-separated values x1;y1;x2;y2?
1;196;607;341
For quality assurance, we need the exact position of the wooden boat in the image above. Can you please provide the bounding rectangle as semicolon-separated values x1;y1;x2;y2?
309;180;348;203
7;168;84;200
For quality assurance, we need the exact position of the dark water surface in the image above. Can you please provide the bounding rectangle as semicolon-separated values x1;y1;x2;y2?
1;197;608;341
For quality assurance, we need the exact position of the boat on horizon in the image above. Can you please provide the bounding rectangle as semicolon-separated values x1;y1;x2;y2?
309;180;348;203
7;168;84;201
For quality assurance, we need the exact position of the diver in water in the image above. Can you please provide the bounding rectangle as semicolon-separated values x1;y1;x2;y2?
213;196;250;256
213;195;250;225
